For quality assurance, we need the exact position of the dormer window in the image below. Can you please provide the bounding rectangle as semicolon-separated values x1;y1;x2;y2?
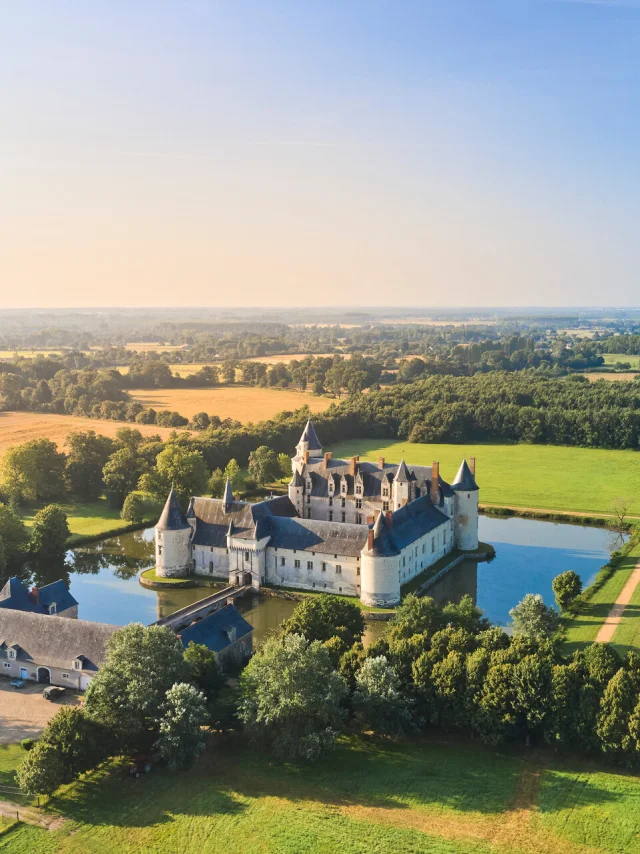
74;660;81;670
48;603;57;615
9;650;15;659
355;486;362;495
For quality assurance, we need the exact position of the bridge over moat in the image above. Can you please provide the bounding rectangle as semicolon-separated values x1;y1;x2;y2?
152;585;252;632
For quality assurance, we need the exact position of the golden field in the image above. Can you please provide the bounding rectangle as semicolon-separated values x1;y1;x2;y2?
123;342;189;352
0;412;180;455
130;385;332;421
583;372;639;382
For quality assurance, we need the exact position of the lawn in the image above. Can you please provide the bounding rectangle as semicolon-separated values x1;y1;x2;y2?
611;566;640;657
20;498;155;545
2;736;640;853
602;353;640;369
130;386;332;422
328;439;640;517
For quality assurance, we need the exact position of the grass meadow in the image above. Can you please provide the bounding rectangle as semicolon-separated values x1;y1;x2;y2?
19;498;156;544
328;439;640;517
602;353;640;369
2;736;640;853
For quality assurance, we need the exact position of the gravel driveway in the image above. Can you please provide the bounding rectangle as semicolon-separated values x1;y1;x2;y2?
0;678;82;743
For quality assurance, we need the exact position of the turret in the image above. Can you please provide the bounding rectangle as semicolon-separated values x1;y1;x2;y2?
222;477;234;513
360;511;401;607
451;459;479;550
155;488;192;578
288;468;304;516
293;420;323;471
392;459;411;509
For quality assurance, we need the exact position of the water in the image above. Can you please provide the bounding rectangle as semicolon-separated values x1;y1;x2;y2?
427;515;623;626
27;515;620;641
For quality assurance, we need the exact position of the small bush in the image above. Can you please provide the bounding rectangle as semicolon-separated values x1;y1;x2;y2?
21;738;35;751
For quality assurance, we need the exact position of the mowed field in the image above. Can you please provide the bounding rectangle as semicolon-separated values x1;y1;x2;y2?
0;412;180;456
328;438;640;516
130;386;333;421
584;373;639;382
602;353;640;368
2;736;640;853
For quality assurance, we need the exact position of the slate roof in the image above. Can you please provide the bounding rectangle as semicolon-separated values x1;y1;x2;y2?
452;460;479;492
157;488;190;531
394;460;411;483
0;610;117;672
364;495;450;557
365;512;399;557
267;516;369;557
299;420;323;451
0;577;78;615
191;495;298;548
222;477;234;512
177;604;253;654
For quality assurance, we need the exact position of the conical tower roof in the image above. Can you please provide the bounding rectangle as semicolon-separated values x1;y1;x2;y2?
157;487;190;531
298;419;322;452
394;459;410;483
223;477;234;512
366;511;399;557
290;469;304;487
451;459;479;492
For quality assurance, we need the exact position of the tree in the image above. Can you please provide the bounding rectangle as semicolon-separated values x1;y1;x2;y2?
84;623;185;743
609;497;631;550
121;491;147;523
277;453;292;481
183;642;225;704
352;655;413;736
282;595;365;646
512;654;553;742
238;633;347;761
207;468;226;498
29;504;70;558
16;740;66;795
64;430;115;501
509;594;559;639
441;594;489;634
0;438;66;504
387;594;442;641
190;412;210;431
102;447;149;506
35;707;107;782
596;668;637;757
154;683;209;771
139;444;209;508
552;571;582;612
224;459;244;491
0;503;29;570
248;446;280;485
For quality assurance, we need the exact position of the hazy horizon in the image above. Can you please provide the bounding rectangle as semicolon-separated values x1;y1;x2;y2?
2;1;640;309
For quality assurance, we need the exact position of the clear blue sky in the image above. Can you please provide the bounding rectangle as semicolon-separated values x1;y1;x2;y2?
1;0;639;307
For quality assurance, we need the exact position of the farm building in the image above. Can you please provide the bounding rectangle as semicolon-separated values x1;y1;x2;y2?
0;576;78;618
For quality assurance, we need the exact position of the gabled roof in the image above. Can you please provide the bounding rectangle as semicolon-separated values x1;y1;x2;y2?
0;610;117;672
0;577;41;613
178;605;253;654
298;420;322;452
157;488;190;531
0;577;77;615
191;495;298;548
451;460;479;492
36;580;78;614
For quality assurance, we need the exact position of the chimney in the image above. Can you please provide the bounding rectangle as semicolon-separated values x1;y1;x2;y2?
385;510;393;527
324;451;333;468
350;456;357;476
469;457;476;476
366;515;374;525
30;587;39;604
378;456;385;469
430;461;440;503
367;528;374;550
303;450;310;464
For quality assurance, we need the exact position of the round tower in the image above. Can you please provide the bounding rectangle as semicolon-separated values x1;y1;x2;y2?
360;512;401;607
451;459;479;551
288;469;304;516
155;488;192;577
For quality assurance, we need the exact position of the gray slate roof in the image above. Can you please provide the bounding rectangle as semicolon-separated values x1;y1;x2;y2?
191;495;298;548
0;610;117;672
157;488;190;531
267;516;368;557
365;512;399;557
299;420;322;451
452;460;479;492
178;604;253;653
35;580;78;614
364;495;450;557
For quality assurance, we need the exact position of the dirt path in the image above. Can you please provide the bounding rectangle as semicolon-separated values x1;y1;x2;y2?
595;563;640;643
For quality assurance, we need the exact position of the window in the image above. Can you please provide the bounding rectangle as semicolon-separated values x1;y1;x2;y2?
244;551;250;562
356;486;362;495
307;561;313;570
402;556;406;567
341;513;346;523
48;604;57;615
443;529;447;544
307;495;311;504
339;587;342;593
209;561;214;572
158;545;162;556
74;660;81;670
9;650;15;659
306;508;312;519
356;514;362;524
415;546;418;556
62;673;69;680
382;501;389;512
210;546;213;552
357;567;361;576
355;499;362;509
341;497;346;508
322;562;327;571
294;559;301;568
431;537;435;552
280;557;285;566
329;497;333;506
329;511;333;521
3;663;10;669
336;565;342;574
422;543;426;554
382;488;388;497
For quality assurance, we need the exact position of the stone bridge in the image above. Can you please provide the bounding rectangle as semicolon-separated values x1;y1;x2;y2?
152;585;252;632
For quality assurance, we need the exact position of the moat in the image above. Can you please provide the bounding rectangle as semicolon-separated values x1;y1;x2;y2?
31;515;621;643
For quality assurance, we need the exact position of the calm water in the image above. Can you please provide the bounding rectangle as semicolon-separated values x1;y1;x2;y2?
428;515;622;626
51;515;620;639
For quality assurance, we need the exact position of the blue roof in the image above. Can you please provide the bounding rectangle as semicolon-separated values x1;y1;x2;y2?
0;577;77;615
178;605;253;654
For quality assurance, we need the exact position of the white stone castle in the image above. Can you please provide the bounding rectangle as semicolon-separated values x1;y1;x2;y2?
154;421;479;607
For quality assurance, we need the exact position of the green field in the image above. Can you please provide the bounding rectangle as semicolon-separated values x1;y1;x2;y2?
20;498;156;545
3;736;640;853
328;439;640;516
602;353;640;369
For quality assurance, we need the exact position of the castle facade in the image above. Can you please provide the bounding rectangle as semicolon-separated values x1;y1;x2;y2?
154;421;479;607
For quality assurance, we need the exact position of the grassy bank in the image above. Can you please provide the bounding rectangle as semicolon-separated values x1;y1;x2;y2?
328;439;640;517
3;736;640;852
561;538;640;655
20;498;155;546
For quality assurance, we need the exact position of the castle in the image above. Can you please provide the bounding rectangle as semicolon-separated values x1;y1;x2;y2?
154;421;479;607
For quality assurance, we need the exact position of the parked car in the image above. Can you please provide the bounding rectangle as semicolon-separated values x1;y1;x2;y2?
43;686;66;701
10;679;25;689
128;753;160;778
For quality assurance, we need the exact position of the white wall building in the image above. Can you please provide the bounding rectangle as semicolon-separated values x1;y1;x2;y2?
154;421;479;607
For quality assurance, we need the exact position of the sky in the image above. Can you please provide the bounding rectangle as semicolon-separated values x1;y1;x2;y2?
1;0;640;309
